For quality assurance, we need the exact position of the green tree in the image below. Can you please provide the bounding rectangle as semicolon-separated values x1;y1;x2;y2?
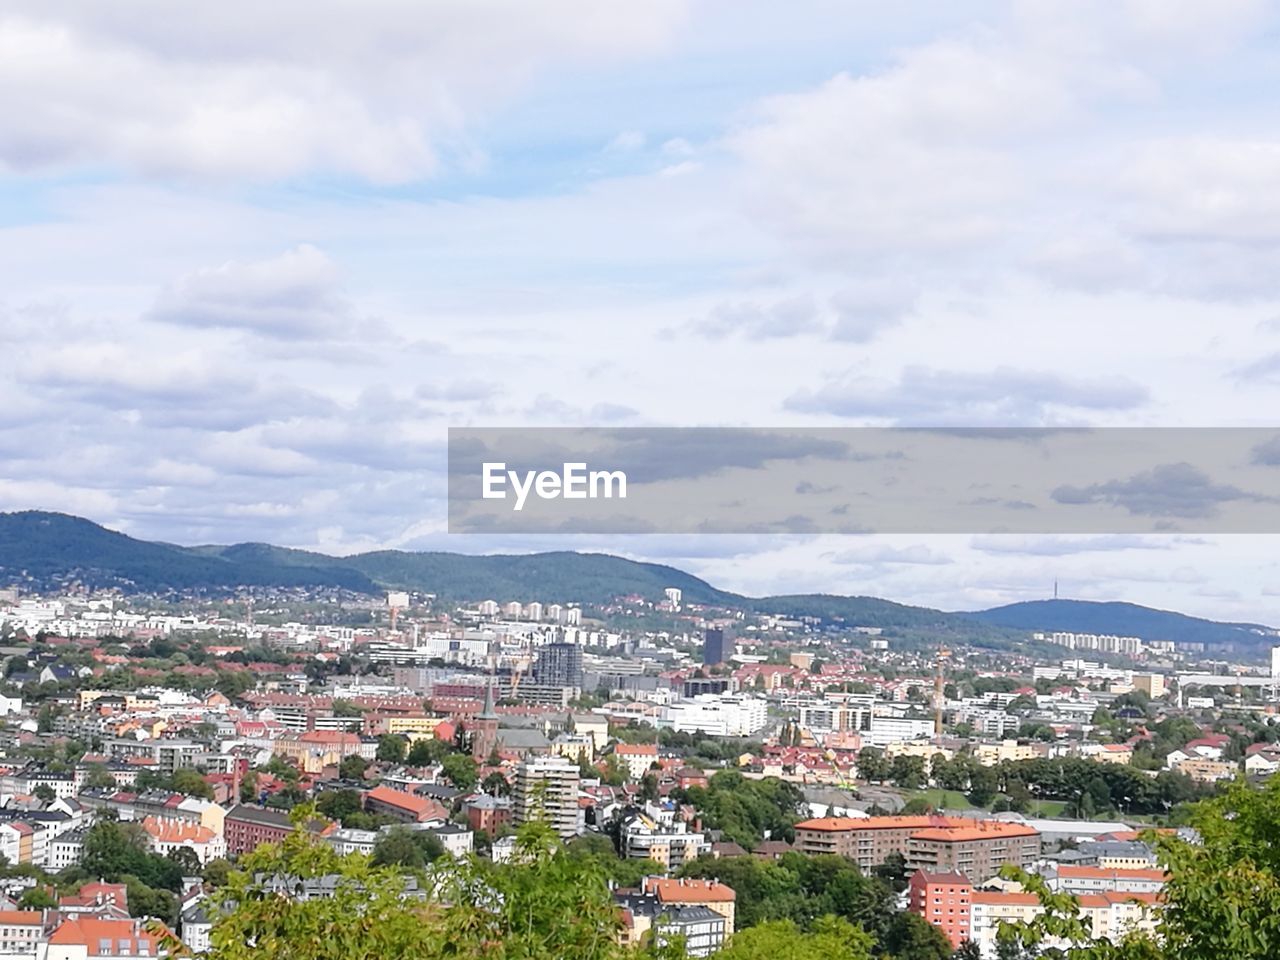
482;771;511;796
192;810;634;960
239;769;259;803
1000;775;1280;959
315;789;365;825
84;763;118;790
377;734;407;763
172;767;215;800
19;886;56;910
202;858;233;888
370;826;444;869
714;916;874;960
407;738;449;767
857;747;890;782
890;755;926;790
880;911;953;960
166;845;202;875
441;754;479;791
967;765;998;808
338;754;370;781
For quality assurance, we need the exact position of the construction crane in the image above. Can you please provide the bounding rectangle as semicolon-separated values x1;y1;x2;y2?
508;655;531;700
934;645;951;740
823;747;857;794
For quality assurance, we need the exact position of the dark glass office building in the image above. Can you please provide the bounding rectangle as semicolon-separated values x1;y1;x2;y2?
702;628;732;665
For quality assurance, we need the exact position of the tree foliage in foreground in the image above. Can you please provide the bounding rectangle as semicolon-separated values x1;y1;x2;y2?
1000;775;1280;960
182;806;870;960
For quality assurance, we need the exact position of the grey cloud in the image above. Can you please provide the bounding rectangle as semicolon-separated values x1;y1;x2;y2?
449;428;853;489
1236;353;1280;382
796;481;837;494
31;363;336;432
692;294;823;340
416;381;501;403
1251;434;1280;465
970;534;1181;556
1051;462;1270;519
828;282;917;342
523;395;639;423
148;246;359;340
825;544;952;565
785;366;1148;424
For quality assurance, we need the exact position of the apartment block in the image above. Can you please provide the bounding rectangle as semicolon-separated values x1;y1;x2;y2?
512;755;581;839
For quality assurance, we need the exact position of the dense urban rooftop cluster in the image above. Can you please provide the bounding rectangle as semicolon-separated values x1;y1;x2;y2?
0;582;1275;958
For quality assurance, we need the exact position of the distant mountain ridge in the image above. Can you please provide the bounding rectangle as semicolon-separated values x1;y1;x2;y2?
963;598;1276;648
0;511;1273;650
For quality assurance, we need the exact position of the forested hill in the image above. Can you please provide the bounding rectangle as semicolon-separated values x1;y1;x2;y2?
0;511;1273;651
963;598;1275;649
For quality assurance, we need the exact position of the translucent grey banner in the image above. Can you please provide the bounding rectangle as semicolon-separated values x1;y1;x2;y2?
447;427;1280;534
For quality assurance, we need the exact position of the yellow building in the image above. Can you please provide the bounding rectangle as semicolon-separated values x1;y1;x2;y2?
380;715;444;737
974;741;1044;766
1131;674;1166;699
274;731;364;774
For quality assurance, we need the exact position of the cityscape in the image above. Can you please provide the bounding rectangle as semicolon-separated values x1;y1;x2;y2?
0;516;1275;957
7;1;1280;958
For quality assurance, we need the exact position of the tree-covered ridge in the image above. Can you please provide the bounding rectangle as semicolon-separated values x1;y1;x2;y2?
3;511;1273;650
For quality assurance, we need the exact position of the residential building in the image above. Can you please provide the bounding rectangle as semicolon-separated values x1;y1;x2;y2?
795;816;1039;882
363;785;448;824
1042;865;1167;895
970;891;1045;958
616;893;728;958
512;755;580;839
907;821;1040;883
620;813;710;873
465;795;513;835
640;877;736;932
908;870;971;950
0;910;43;955
223;804;333;857
614;743;660;780
44;917;169;960
139;817;226;865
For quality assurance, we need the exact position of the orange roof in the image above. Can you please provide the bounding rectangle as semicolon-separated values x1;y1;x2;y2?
615;744;658;756
0;911;41;925
48;917;167;949
364;785;445;820
797;815;962;832
796;815;1036;841
1103;829;1175;841
644;877;736;903
299;730;362;745
911;822;1039;842
1056;865;1166;881
140;816;217;845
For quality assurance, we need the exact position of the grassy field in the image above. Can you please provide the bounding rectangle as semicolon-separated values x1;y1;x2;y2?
906;790;1069;817
908;788;981;810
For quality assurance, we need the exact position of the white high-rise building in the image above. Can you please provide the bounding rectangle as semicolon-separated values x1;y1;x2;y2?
512;756;581;839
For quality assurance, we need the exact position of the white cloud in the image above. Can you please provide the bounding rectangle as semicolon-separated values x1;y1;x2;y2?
148;245;359;339
0;2;688;181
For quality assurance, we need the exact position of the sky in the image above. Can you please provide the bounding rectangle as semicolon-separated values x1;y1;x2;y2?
4;1;1280;621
